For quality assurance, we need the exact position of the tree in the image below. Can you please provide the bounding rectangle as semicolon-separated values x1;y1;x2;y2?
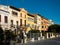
5;30;16;40
27;30;40;38
0;26;4;45
48;24;60;33
4;29;16;45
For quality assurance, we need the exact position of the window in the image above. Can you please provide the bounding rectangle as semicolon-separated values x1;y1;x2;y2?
42;26;44;28
4;16;8;23
12;11;18;16
24;20;26;26
35;25;36;29
11;20;13;25
28;17;34;22
42;22;43;24
20;13;22;17
27;24;30;27
16;21;18;27
11;20;13;27
0;15;1;22
45;26;46;28
37;26;40;29
20;19;22;26
32;24;34;28
25;15;26;18
38;18;40;21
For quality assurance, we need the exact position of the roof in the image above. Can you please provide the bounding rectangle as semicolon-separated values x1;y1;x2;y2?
27;13;35;17
10;6;20;11
37;14;49;20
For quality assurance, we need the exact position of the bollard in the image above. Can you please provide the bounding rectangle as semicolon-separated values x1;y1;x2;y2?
42;36;44;40
38;37;40;40
50;33;52;38
31;38;34;42
21;39;23;44
47;33;49;39
50;33;51;38
51;33;55;38
56;35;58;37
41;33;42;38
24;38;27;43
30;33;34;42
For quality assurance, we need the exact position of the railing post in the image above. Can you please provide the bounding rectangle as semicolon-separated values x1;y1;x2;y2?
31;33;34;42
47;33;49;39
51;33;55;38
38;33;40;40
40;32;42;39
24;36;27;43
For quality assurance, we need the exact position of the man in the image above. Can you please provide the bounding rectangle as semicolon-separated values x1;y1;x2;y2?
22;30;26;43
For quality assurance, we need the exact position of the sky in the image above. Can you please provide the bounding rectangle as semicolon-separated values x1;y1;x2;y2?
0;0;60;24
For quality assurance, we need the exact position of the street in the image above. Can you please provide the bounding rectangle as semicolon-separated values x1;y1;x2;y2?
16;37;60;45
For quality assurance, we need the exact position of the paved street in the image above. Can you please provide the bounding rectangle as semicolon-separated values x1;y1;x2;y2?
16;37;60;45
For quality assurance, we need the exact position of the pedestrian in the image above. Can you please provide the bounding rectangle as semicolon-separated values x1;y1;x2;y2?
22;31;26;43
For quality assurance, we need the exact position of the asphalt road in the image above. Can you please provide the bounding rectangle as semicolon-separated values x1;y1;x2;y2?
16;37;60;45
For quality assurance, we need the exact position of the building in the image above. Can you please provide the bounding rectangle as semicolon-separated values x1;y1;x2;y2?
0;5;20;31
33;14;41;31
9;6;20;31
18;8;28;33
49;20;54;26
0;4;54;33
40;15;49;31
0;5;10;30
27;13;36;33
19;8;28;26
34;14;50;32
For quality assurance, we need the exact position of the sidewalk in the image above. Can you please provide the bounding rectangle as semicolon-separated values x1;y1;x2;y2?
15;38;57;45
15;37;56;45
10;34;59;45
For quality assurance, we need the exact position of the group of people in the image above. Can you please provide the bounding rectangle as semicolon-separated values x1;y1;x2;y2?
16;30;27;43
0;26;27;45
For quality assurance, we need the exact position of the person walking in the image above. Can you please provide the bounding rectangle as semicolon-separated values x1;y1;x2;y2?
22;30;26;43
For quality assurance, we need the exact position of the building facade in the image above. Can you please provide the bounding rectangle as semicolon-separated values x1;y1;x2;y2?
0;5;20;31
9;6;20;31
49;20;54;26
0;4;54;33
0;5;10;30
34;14;50;32
34;14;41;30
19;8;28;26
40;16;49;31
18;8;28;33
27;13;36;33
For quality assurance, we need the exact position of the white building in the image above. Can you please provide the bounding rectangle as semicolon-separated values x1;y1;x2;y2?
0;5;10;30
36;15;41;30
0;5;20;30
9;6;20;31
49;19;54;26
34;14;41;31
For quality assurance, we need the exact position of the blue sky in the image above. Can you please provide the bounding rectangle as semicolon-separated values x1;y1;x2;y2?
0;0;60;24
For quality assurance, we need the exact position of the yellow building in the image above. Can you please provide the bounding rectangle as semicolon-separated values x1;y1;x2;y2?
33;14;50;32
40;16;49;31
18;8;28;33
19;8;28;26
27;13;36;33
33;14;41;30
